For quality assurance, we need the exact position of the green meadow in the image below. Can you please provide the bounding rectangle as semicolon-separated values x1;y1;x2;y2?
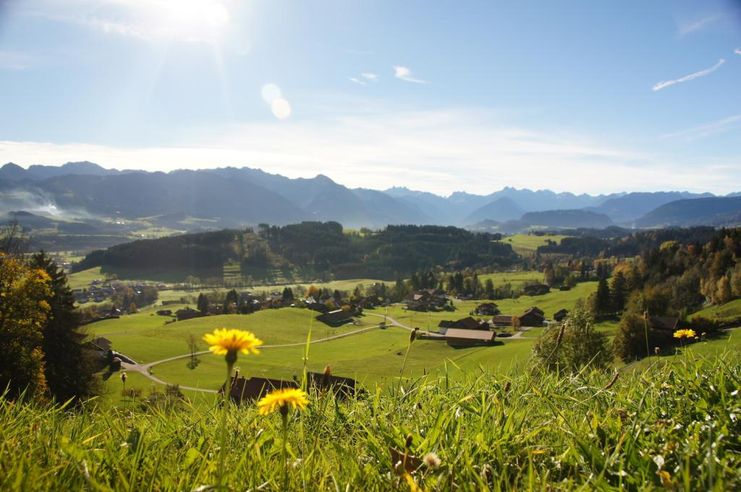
498;233;568;256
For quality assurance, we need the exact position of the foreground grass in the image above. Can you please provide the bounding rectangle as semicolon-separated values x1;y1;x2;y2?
2;352;738;491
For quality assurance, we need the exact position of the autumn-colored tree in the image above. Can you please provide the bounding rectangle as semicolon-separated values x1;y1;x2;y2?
715;276;732;305
0;253;51;399
30;252;98;404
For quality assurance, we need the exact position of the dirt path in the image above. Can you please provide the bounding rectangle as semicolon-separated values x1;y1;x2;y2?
120;313;530;392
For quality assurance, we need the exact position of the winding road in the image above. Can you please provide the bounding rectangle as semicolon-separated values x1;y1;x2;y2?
120;311;526;393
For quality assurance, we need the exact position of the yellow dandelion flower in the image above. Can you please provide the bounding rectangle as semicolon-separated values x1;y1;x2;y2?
657;469;672;488
673;329;697;340
403;472;424;492
203;328;263;364
257;388;309;416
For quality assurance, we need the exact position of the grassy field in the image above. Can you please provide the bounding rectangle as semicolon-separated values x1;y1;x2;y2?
690;298;741;322
152;326;535;389
477;270;543;288
2;350;738;490
88;278;600;391
499;233;568;256
67;266;106;290
90;307;376;364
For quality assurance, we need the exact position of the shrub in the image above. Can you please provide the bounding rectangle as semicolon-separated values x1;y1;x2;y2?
533;301;612;373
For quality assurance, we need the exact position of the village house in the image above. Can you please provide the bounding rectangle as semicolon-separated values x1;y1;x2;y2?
518;307;546;327
522;283;551;296
444;328;497;347
649;316;680;333
306;371;360;399
222;371;360;403
553;309;569;322
473;302;500;316
221;375;298;403
438;316;490;334
405;289;450;312
316;307;360;327
175;307;202;321
491;315;514;327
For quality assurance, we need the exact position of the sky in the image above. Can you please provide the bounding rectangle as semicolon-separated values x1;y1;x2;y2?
0;0;740;196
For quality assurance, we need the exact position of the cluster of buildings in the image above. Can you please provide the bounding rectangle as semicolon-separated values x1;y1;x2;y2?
73;280;117;304
427;303;571;348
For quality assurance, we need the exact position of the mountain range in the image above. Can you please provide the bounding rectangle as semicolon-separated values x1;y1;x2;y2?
1;162;739;232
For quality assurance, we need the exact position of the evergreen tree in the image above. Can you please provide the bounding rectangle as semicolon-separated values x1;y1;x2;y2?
484;279;495;300
197;293;209;314
282;287;295;302
592;277;612;318
610;271;628;313
30;252;98;403
224;289;239;312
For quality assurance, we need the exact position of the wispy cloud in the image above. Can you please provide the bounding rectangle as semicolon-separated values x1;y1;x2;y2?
394;65;429;84
678;14;719;35
652;58;725;91
349;72;379;86
0;50;33;70
660;114;741;140
735;48;741;55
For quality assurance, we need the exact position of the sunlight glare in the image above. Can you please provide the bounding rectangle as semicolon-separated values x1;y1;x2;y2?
261;83;282;104
271;98;292;120
148;0;231;44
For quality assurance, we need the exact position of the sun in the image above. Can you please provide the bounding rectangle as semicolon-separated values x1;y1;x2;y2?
145;0;231;44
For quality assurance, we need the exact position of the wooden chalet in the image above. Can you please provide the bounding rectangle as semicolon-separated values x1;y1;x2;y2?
518;307;546;327
522;283;551;296
316;307;360;327
223;371;361;404
649;316;680;333
444;328;496;347
221;375;298;403
473;302;500;316
89;337;112;352
307;371;359;399
175;307;202;321
491;315;514;327
438;316;490;333
553;309;569;322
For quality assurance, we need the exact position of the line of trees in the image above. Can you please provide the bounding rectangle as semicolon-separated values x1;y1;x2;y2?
0;247;98;403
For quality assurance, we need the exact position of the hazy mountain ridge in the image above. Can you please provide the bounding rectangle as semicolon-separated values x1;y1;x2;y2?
1;162;739;231
635;196;741;228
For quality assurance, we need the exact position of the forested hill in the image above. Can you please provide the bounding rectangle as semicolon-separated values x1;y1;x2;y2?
73;222;520;281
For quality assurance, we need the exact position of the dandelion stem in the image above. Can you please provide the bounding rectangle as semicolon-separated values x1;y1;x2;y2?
217;360;233;488
281;410;289;490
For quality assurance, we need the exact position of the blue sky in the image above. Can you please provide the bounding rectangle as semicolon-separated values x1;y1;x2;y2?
0;0;739;195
